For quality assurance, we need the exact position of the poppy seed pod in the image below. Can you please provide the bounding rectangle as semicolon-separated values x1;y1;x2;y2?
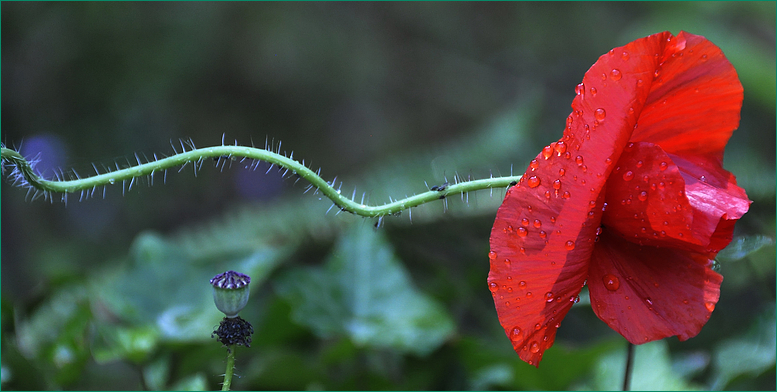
210;271;251;318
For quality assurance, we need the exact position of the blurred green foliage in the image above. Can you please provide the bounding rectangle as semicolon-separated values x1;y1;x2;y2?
2;2;774;390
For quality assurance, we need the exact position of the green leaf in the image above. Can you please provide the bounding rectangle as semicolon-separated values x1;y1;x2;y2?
585;340;702;391
91;231;292;342
275;224;455;356
710;306;776;390
716;235;775;262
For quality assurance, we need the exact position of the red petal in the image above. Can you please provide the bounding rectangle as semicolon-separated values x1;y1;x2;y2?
488;32;673;366
601;142;750;253
631;31;744;160
588;230;723;344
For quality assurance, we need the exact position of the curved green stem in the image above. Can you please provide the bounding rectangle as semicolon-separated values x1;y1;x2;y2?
1;144;521;217
222;345;236;391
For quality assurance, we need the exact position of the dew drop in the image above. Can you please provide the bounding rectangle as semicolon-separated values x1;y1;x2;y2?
529;159;539;170
553;179;561;190
700;54;707;62
510;327;522;340
517;227;528;237
518;281;527;289
622;171;634;181
542;146;553;160
521;217;529;226
575;155;584;166
604;158;612;165
488;251;497;261
539;230;547;239
563;191;570;199
504;258;511;266
533;219;542;228
558;168;566;176
488;282;499;292
575;82;586;97
594;108;606;121
554;141;567;155
610;69;622;81
545;292;554;303
519;247;526;254
638;191;648;201
636;160;643;168
590;87;597;97
645;298;653;306
527;176;541;188
705;302;715;312
621;51;629;60
637;79;644;87
108;178;116;184
530;342;540;353
534;323;541;330
526;292;533;298
603;274;620;291
503;225;513;234
565;240;575;250
544;191;551;199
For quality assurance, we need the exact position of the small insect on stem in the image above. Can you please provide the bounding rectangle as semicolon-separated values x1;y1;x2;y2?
430;181;449;192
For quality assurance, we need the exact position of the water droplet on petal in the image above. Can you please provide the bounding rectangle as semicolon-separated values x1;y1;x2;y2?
533;219;542;228
534;323;541;330
526;292;533;298
527;176;541;188
638;191;648;201
610;69;622;81
554;141;567;155
594;108;606;121
705;302;715;312
529;159;539;170
545;292;554;303
603;274;620;291
510;327;522;340
530;342;540;353
517;227;528;237
488;251;497;261
590;87;597;97
575;82;585;97
563;191;570;199
621;51;629;60
489;282;499;292
623;171;634;181
504;258;511;266
542;146;553;160
575;155;584;166
565;240;575;250
701;54;708;62
558;168;566;176
636;160;643;168
553;179;561;190
518;281;527;289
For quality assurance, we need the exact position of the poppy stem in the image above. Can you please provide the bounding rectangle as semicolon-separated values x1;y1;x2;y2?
622;341;635;391
222;345;236;391
1;144;521;216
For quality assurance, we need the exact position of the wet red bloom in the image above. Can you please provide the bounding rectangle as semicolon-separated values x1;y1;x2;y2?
488;31;750;367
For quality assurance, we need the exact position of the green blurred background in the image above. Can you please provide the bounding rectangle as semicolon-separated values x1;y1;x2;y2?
2;2;774;390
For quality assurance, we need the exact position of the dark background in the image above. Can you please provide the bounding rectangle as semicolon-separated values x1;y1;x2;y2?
2;2;775;390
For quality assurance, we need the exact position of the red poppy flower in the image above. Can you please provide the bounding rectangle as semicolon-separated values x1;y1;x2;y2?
487;31;750;367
